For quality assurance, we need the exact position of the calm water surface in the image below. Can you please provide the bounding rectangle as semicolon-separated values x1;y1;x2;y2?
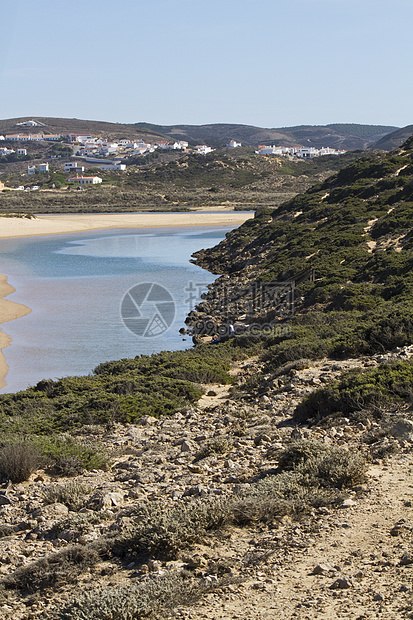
0;225;233;393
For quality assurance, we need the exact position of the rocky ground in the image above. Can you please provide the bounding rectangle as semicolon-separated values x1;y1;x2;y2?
0;348;412;619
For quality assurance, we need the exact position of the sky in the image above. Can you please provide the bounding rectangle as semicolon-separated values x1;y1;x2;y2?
1;0;412;129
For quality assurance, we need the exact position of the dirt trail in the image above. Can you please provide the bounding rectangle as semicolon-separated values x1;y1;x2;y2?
183;453;413;619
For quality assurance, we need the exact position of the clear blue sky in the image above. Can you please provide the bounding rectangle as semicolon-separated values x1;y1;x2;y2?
1;0;412;128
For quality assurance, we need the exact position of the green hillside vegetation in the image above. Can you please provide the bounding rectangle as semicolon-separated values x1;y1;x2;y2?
2;136;413;477
188;135;413;396
372;124;413;151
325;124;397;138
0;340;263;477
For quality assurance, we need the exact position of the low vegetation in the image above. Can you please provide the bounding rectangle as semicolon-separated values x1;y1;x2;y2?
0;145;362;213
294;360;413;424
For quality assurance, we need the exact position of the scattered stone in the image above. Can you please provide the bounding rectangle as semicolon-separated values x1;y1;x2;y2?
312;562;336;575
400;552;413;566
147;559;162;572
330;577;353;589
181;439;198;452
338;498;357;509
135;415;157;426
390;419;413;442
0;495;13;506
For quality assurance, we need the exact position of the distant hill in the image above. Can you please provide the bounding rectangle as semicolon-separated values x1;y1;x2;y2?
134;122;398;150
0;117;399;151
372;124;413;151
0;117;166;143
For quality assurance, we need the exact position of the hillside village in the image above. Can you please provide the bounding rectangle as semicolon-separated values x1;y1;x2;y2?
0;120;348;191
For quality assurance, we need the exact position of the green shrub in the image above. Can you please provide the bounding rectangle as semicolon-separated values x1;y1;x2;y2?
50;571;209;620
2;545;99;593
195;436;232;461
277;440;367;489
294;360;413;424
277;440;331;470
43;482;92;512
0;442;42;483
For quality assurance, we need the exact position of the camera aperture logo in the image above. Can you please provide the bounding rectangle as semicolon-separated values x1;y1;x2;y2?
121;283;175;338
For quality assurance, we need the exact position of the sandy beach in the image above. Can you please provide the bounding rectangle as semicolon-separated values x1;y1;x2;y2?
0;275;31;390
0;210;253;390
0;211;254;240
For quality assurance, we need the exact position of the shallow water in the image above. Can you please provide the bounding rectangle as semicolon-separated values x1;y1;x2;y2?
0;225;232;393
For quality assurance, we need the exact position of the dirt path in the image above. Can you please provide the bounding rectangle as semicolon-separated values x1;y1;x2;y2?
183;453;413;619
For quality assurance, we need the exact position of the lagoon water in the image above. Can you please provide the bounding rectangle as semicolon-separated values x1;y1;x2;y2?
0;225;233;394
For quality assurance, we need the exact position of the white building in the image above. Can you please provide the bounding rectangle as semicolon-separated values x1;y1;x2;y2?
28;163;49;174
17;149;27;156
68;176;102;185
64;162;85;173
195;145;213;154
226;139;242;148
257;145;283;155
16;120;42;127
0;147;15;156
163;141;188;150
6;134;31;141
99;163;126;171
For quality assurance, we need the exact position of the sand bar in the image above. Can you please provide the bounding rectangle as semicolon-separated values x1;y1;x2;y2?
0;211;254;240
0;275;31;390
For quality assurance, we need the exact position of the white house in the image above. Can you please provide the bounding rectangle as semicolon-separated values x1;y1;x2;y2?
64;162;85;173
226;139;242;148
17;149;27;156
0;136;4;141
257;145;283;155
0;147;15;156
296;147;319;159
42;134;60;141
163;141;188;150
195;145;213;154
5;134;30;141
28;163;49;174
16;120;41;127
99;163;126;171
68;176;102;185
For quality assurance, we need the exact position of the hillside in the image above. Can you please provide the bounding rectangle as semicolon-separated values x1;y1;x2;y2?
372;124;413;151
0;117;400;151
0;146;362;213
191;134;413;348
1;138;413;619
0;117;165;143
135;122;398;150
